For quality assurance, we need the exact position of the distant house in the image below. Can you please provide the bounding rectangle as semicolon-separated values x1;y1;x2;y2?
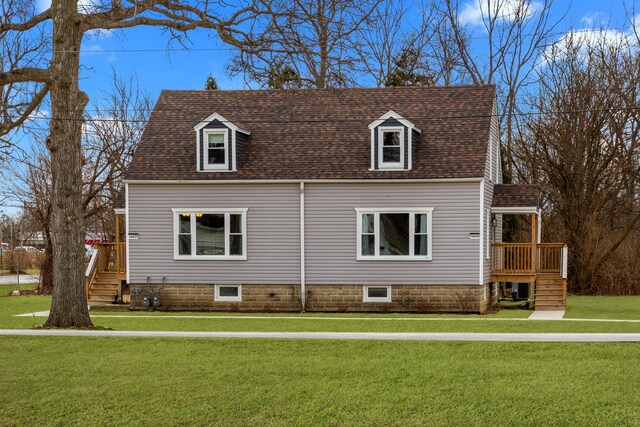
91;86;567;312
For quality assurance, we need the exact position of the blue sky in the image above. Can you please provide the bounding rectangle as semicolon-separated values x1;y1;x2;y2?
33;0;635;110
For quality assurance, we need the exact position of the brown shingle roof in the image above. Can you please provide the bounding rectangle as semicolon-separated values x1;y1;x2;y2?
492;184;539;208
125;85;496;181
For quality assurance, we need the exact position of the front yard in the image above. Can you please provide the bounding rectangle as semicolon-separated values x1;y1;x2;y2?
0;293;639;426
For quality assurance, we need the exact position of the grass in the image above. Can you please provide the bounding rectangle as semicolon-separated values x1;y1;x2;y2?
1;295;639;425
0;282;38;296
0;336;639;426
2;294;640;333
0;268;40;276
565;296;640;320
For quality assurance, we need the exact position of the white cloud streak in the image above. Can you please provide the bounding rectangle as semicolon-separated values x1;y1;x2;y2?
459;0;543;27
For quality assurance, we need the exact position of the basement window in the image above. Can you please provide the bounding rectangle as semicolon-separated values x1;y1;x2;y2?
363;285;391;302
215;284;242;302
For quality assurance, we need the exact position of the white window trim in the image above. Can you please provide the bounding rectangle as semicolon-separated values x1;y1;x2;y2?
172;208;248;260
377;126;405;170
214;284;242;302
363;285;392;302
202;128;229;171
355;207;433;261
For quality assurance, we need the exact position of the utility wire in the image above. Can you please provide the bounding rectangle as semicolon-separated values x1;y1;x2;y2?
48;24;639;54
14;105;640;125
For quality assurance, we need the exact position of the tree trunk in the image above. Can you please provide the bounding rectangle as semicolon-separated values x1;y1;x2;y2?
43;0;93;328
38;231;53;295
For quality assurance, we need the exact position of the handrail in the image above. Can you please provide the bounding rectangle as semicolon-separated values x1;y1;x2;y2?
85;248;99;298
492;242;566;276
95;242;126;274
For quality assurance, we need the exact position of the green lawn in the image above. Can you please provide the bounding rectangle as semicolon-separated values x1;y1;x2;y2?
1;295;640;425
2;295;640;333
0;336;639;426
0;282;38;296
565;296;640;320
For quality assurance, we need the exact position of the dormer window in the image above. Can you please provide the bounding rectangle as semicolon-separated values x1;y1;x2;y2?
194;113;251;173
379;127;404;168
204;129;228;170
369;110;420;171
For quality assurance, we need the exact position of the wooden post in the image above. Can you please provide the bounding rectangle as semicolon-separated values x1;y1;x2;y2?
530;212;538;305
115;213;122;303
115;214;120;272
531;212;537;273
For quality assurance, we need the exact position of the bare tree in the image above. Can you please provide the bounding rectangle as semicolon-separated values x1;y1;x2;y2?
514;34;640;294
0;0;268;327
1;71;151;295
360;0;437;87
435;0;562;180
228;0;382;88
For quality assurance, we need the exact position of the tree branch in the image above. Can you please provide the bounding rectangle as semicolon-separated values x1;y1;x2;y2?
0;67;50;85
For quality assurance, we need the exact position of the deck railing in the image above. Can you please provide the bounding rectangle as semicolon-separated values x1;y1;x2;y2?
492;242;566;276
85;248;99;298
492;243;533;274
96;242;126;274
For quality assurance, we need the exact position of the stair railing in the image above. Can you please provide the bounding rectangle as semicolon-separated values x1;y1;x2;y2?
85;247;100;298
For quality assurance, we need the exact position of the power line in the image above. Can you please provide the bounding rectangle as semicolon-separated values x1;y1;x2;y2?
15;105;640;126
46;24;637;55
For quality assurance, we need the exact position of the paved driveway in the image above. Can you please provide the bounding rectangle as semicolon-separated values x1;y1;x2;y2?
0;275;39;285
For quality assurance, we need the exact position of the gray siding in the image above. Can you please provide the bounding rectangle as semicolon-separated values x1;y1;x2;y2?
128;183;300;284
483;99;501;283
304;182;481;285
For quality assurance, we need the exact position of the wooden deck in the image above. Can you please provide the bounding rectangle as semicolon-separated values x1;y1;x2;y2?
491;242;568;309
85;242;127;305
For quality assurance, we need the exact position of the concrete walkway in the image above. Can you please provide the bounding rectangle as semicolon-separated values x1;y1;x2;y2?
528;310;565;320
14;311;640;323
1;329;639;342
0;275;39;285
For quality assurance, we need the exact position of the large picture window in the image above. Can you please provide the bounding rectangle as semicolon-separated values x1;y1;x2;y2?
173;209;247;259
356;208;433;260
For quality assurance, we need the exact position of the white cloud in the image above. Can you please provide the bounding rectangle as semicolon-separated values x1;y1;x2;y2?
580;12;607;28
540;27;637;67
459;0;542;27
35;0;102;13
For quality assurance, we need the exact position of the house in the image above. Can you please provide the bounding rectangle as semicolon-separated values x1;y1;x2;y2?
88;85;568;312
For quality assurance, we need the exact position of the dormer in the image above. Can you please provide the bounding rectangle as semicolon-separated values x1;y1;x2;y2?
194;113;251;172
368;110;421;171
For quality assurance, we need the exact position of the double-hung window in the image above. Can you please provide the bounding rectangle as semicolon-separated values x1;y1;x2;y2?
173;209;247;259
378;127;404;169
203;129;228;170
356;208;433;260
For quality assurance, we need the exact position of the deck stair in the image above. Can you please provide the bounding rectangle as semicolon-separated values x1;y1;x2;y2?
85;243;126;306
88;271;121;305
534;274;567;311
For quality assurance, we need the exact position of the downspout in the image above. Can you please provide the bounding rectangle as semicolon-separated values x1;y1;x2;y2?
300;182;306;311
479;180;485;286
125;183;130;284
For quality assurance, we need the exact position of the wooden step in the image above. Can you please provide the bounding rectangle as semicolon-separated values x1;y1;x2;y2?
90;290;118;297
88;295;115;301
536;304;566;311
